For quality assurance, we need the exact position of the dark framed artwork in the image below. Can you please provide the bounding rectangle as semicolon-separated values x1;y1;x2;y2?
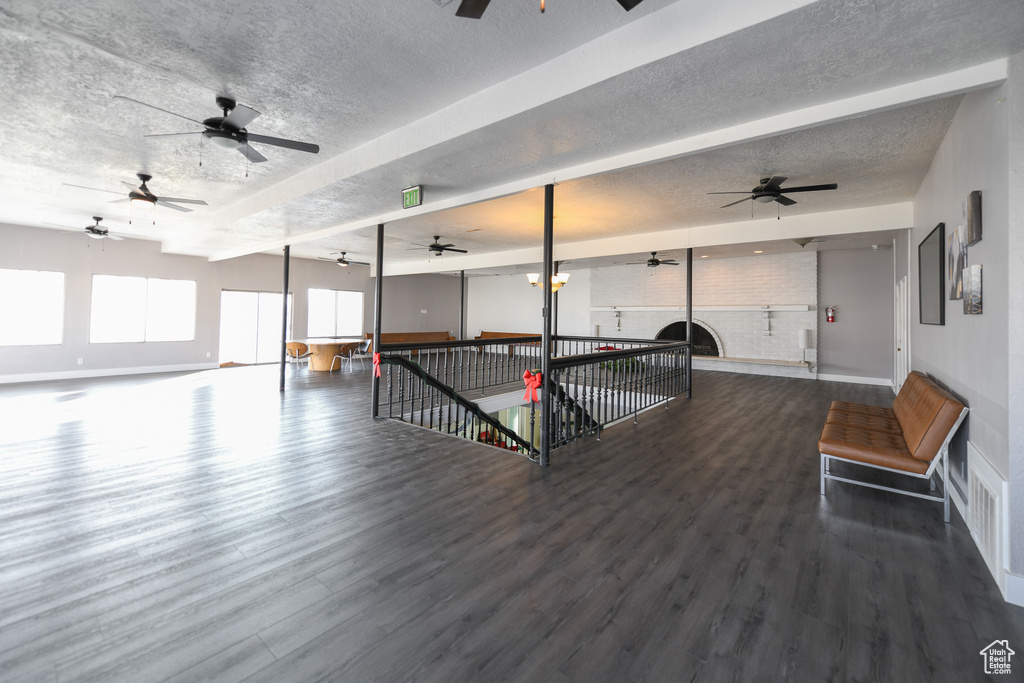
919;222;945;325
966;190;983;246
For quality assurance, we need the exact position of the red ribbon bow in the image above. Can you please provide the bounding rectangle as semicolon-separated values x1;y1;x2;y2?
523;370;542;403
373;352;381;377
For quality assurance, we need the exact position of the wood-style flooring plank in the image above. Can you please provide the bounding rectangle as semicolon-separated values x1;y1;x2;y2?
0;366;1021;682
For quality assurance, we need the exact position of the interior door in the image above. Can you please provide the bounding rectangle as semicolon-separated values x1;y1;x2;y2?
894;276;909;392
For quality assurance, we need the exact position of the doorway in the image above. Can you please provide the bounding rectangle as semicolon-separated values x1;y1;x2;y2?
219;290;293;365
894;276;909;392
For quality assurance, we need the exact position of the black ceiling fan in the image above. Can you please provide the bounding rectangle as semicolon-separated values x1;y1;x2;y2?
65;173;207;219
115;95;319;164
627;251;679;268
455;0;643;18
710;176;838;209
318;252;369;267
44;216;125;241
410;236;468;255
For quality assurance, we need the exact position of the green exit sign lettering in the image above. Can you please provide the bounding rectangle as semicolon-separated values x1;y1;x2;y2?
402;185;422;209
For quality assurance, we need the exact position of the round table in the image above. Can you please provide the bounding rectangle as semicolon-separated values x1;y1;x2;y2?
300;338;363;371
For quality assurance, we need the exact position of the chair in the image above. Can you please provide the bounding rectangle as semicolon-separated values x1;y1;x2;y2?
285;342;312;369
331;339;372;373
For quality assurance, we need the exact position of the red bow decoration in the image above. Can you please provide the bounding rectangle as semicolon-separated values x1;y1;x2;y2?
522;370;542;403
373;352;381;377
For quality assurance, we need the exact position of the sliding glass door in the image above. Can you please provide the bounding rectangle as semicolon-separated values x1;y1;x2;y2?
219;290;292;365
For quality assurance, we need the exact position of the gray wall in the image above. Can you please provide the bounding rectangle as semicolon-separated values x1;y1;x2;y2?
0;222;456;381
911;70;1024;575
817;247;894;380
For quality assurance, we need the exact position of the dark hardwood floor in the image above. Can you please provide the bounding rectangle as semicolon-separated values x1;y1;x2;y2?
1;366;1021;682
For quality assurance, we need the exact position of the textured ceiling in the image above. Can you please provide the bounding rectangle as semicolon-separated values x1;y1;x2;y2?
1;0;1022;272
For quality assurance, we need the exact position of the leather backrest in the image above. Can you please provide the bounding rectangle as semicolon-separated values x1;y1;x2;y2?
893;371;966;461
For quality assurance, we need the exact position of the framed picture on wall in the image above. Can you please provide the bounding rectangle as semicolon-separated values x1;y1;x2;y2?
964;264;982;314
948;223;966;300
919;222;945;325
966;190;983;246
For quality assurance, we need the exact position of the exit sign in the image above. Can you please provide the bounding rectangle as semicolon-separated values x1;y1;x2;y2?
402;185;422;209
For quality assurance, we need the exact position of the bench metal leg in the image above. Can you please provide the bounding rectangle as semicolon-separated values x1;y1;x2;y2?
820;453;826;495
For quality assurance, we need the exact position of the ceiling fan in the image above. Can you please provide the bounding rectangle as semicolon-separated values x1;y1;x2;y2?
114;95;319;164
710;176;838;208
64;173;207;223
627;251;679;268
455;0;644;18
318;252;369;267
44;216;125;241
411;236;468;255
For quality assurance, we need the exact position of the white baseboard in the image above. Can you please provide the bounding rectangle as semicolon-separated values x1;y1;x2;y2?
816;373;893;387
0;362;220;385
1004;572;1024;607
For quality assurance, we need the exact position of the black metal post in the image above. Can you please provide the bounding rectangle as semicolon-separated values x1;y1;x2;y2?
371;223;384;418
459;269;465;340
686;247;693;399
540;184;554;466
279;245;290;393
552;260;559;346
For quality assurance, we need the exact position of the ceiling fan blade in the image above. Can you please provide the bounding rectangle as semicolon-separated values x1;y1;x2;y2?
246;133;319;154
349;260;371;266
237;144;269;163
441;247;468;253
761;176;787;192
63;183;122;196
662;262;680;265
455;0;491;18
707;191;752;195
661;260;679;264
156;201;192;212
113;96;205;125
775;195;798;206
778;183;838;193
318;257;337;261
144;131;203;139
437;243;455;249
108;198;131;204
720;197;753;208
106;233;125;241
121;180;141;190
222;104;261;131
616;0;645;9
157;196;207;205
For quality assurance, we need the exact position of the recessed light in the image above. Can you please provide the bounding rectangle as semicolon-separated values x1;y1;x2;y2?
466;228;482;232
754;250;764;254
700;255;709;258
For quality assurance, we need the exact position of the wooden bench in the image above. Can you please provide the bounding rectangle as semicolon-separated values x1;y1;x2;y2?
474;331;536;357
818;370;967;522
365;331;454;356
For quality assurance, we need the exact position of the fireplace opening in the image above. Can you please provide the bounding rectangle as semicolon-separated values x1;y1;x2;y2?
656;321;721;357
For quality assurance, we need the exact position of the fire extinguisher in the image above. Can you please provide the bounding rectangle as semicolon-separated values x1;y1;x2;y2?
826;305;836;323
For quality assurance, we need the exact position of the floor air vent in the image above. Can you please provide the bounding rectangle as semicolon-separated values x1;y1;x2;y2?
968;441;1007;589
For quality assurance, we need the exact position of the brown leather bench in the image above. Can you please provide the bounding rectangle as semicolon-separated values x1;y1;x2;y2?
818;370;968;522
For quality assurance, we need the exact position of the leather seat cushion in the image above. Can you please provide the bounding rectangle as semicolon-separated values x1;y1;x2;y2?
825;401;901;434
818;422;929;475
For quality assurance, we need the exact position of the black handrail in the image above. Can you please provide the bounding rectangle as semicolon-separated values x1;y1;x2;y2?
551;340;690;369
380;354;538;460
378;336;540;353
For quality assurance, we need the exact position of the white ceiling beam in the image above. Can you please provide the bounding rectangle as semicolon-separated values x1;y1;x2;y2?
209;58;1004;262
374;202;913;276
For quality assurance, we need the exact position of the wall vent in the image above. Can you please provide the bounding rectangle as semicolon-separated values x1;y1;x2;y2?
968;441;1008;592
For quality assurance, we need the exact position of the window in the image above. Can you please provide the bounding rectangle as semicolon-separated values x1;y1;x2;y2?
307;289;363;337
218;290;293;365
0;268;65;346
90;275;196;343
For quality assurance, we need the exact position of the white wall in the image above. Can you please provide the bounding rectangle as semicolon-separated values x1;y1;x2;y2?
590;251;818;379
466;268;591;337
911;71;1024;578
817;247;894;381
0;222;458;382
